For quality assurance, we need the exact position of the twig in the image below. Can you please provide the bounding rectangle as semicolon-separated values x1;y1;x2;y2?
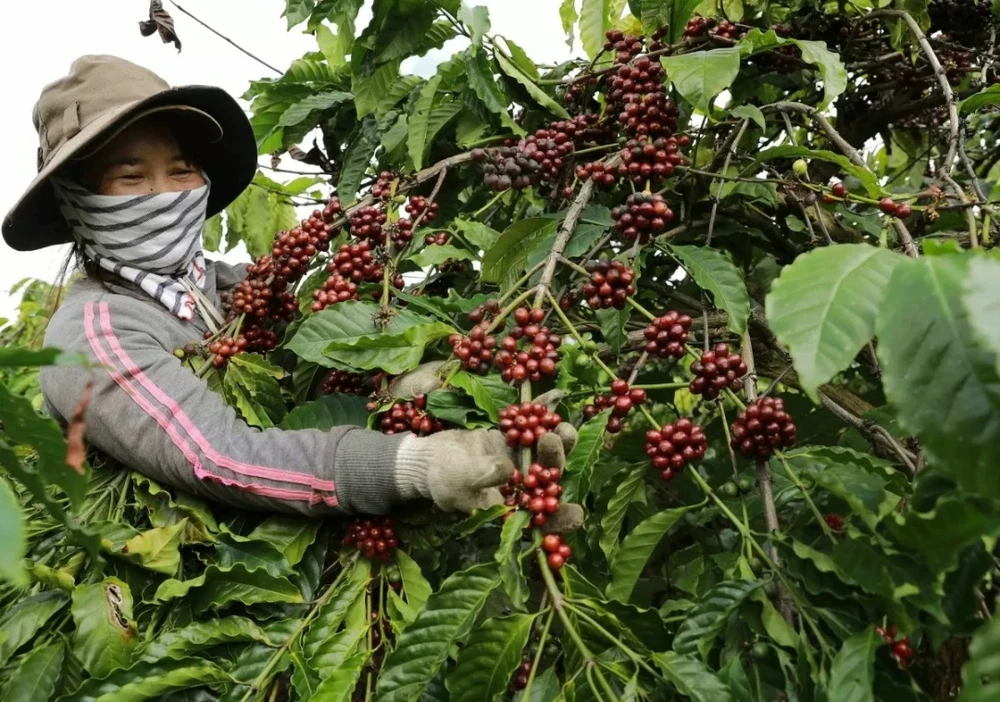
626;352;649;385
767;102;919;258
740;331;794;623
166;1;283;75
532;156;620;307
941;173;979;248
817;392;917;474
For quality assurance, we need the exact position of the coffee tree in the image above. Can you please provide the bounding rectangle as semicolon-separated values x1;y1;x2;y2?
3;0;1000;699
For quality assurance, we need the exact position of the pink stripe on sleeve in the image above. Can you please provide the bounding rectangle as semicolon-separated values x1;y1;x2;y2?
84;302;336;506
97;302;337;494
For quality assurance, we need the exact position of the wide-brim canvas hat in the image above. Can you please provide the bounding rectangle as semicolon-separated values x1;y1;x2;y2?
3;54;258;252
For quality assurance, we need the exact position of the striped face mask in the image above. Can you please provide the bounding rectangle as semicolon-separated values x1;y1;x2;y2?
51;178;212;321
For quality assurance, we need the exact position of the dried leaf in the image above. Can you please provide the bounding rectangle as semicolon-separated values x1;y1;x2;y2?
65;382;92;476
139;0;182;52
289;141;331;171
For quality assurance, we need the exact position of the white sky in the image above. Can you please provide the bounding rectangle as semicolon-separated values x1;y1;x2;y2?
0;0;572;322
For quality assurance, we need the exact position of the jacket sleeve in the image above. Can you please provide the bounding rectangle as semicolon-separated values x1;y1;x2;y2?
39;295;405;517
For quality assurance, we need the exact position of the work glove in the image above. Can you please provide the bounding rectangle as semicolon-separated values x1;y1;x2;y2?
388;360;449;398
394;422;583;532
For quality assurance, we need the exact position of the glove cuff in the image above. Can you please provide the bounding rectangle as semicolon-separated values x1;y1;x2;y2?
394;435;433;500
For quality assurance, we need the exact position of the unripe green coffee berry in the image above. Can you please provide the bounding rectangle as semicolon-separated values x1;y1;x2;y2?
792;159;809;177
737;477;752;493
752;641;770;659
720;481;739;498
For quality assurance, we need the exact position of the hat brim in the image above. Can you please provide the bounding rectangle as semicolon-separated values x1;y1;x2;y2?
3;85;258;252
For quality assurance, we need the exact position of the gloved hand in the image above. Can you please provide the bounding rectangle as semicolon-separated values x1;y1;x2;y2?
389;360;449;399
393;419;584;532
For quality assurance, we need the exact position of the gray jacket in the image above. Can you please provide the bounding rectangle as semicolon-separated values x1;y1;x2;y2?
40;261;405;516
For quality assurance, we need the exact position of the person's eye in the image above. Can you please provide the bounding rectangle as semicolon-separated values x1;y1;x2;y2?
172;169;195;177
118;173;144;182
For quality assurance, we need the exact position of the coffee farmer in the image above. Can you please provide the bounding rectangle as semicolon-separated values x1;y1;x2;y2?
4;55;582;527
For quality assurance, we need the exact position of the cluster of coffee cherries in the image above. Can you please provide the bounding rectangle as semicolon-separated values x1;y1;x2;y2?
602;29;645;60
509;655;535;693
618;135;687;186
730;397;798;459
372;170;399;199
582;379;647;433
321;369;367;396
683;16;746;40
478;126;575;191
498;402;563;448
404;195;439;225
601;47;678;140
878;197;913;219
542;533;572;570
311;274;359;312
342;516;399;560
424;231;449;246
501;462;564;527
448;325;497;374
378;394;446;436
496;307;562;384
582;260;636;310
643;310;692;358
349;204;389;245
219;198;343;356
611;191;675;243
689;344;749;399
207;336;249;368
876;625;915;668
573;159;619;188
645;418;708;481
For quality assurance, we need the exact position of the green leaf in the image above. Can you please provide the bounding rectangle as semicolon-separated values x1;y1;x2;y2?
353;60;401;118
608;504;698;602
669;244;750;335
559;0;578;48
316;23;350;69
828;627;879;702
0;384;89;508
464;51;524;135
596;307;629;354
765;245;904;401
140;617;272;662
580;0;618;58
730;104;765;129
963;257;1000;376
411;244;476;268
203;213;224;253
377;75;424;116
72;578;139;678
454;219;502;250
0;346;86;367
409;74;443;171
673;579;763;659
495;49;571;119
223;185;274;256
450;372;518;423
496;510;530;609
784;447;894;529
0;592;67;666
876;255;1000;496
376;563;501;702
304;560;372;673
1;642;64;702
337;129;377;205
446;613;537;702
247;518;320;567
961;611;1000;700
482;219;559;288
793;40;848;108
459;4;491;51
280;394;370;430
0;479;27;586
755;145;882;198
562;411;608;503
599;466;645;562
279;90;353;127
284;0;315;29
116;521;186;575
289;301;456;373
153;564;303;612
661;49;741;113
223;354;287;429
653;652;735;702
68;657;233;702
514;666;560;701
396;550;433;614
312;653;367;702
959;84;1000;114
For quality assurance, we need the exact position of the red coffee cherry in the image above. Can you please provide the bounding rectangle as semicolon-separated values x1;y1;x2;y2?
645;417;707;481
321;369;367;396
378;395;446;436
643;310;693;358
730;396;797;459
495;307;561;385
500;462;564;528
582;260;636;310
448;325;497;375
611;191;674;243
689;343;748;400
